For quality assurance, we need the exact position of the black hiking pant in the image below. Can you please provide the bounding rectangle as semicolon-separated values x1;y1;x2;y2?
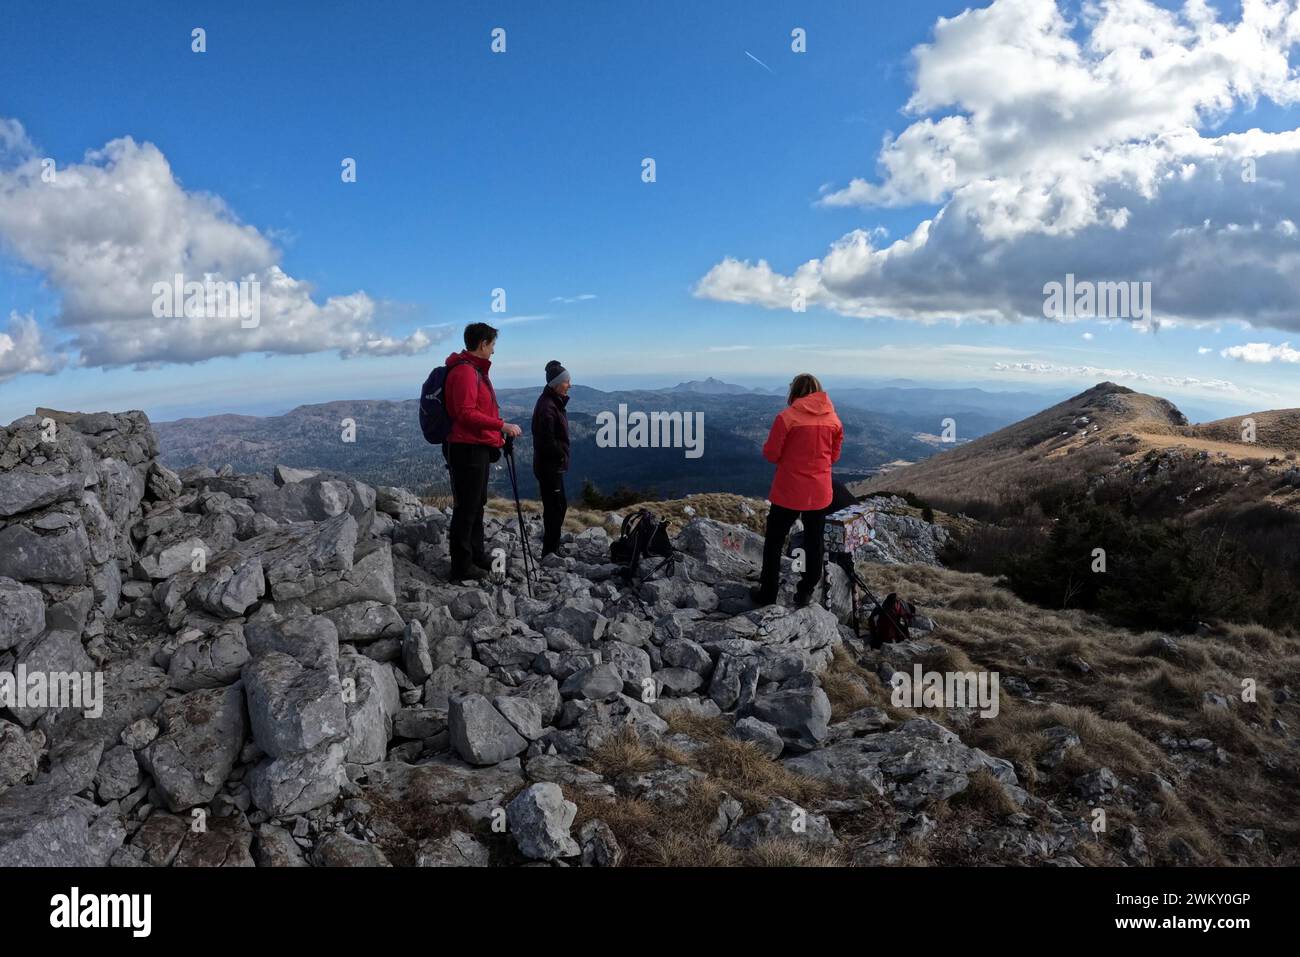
759;503;826;601
534;467;567;555
446;442;491;571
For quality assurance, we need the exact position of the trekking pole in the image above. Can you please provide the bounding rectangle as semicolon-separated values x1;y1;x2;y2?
502;437;536;598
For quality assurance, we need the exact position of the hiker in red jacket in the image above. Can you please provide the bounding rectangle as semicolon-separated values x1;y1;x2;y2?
752;373;844;607
443;322;523;580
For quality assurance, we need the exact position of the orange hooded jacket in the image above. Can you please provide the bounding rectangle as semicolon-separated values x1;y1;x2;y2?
761;391;844;511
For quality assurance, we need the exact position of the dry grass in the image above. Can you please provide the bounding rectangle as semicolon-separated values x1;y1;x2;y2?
691;737;832;811
587;726;692;779
848;556;1300;865
663;711;730;743
361;790;476;867
949;770;1020;818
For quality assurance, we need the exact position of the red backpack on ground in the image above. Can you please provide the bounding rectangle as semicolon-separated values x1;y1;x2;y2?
867;592;915;648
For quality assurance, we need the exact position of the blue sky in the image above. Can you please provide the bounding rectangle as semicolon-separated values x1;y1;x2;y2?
1;0;1298;423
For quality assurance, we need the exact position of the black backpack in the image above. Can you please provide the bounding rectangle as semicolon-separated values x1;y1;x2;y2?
610;509;673;578
867;592;916;648
418;359;479;445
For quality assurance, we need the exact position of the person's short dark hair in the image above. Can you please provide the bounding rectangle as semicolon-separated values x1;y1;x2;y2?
464;322;499;351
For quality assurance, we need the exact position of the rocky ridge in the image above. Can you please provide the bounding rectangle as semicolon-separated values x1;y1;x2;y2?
1;409;1114;866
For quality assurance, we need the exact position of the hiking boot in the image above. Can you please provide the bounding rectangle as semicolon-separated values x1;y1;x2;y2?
450;563;489;582
749;586;777;606
793;590;813;608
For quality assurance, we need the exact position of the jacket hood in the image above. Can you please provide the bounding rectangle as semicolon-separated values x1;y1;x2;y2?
791;391;834;416
446;349;491;372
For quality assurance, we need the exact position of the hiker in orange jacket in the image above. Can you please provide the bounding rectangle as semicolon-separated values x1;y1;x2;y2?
752;373;844;607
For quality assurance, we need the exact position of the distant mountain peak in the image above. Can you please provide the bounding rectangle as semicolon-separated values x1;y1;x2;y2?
670;377;752;394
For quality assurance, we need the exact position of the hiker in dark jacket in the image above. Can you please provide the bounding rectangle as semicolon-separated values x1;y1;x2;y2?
443;322;523;580
752;373;844;608
531;359;572;556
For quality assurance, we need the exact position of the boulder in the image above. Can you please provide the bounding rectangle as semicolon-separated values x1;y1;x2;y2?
168;626;251;690
188;557;265;618
506;782;579;860
0;577;45;651
732;716;785;759
243;652;347;758
415;830;490;867
675;519;765;578
449;694;528;766
579;819;624;867
312;830;392;867
0;469;86;518
139;683;246;812
0;720;40;792
723;797;836;850
0;523;88;585
94;744;141;801
253;824;309;867
402;620;435;684
129;810;190;866
745;675;831;754
560;663;623;701
339;650;400;765
246;741;347;816
493;695;545;741
0;784;125;866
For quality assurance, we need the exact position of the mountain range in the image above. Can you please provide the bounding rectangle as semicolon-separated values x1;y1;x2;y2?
154;381;1051;500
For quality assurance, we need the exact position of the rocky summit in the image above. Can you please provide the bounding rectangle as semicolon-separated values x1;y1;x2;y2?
0;409;1142;867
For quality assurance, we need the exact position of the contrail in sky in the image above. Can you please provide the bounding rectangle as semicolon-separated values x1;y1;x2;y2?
745;51;773;74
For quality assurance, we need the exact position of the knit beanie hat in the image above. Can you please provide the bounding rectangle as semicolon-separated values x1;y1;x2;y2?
545;360;570;388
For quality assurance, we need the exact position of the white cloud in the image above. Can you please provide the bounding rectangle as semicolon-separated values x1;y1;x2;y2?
1082;332;1094;340
550;293;597;304
497;314;550;325
1198;346;1214;353
991;360;1275;398
0;119;440;373
1220;341;1300;362
696;0;1300;333
0;311;63;383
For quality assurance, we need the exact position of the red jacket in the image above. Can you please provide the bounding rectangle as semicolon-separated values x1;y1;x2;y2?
762;392;844;511
443;350;505;447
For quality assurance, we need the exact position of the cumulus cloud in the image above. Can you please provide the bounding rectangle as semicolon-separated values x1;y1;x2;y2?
1220;341;1300;362
0;312;64;383
696;0;1300;332
0;118;441;373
